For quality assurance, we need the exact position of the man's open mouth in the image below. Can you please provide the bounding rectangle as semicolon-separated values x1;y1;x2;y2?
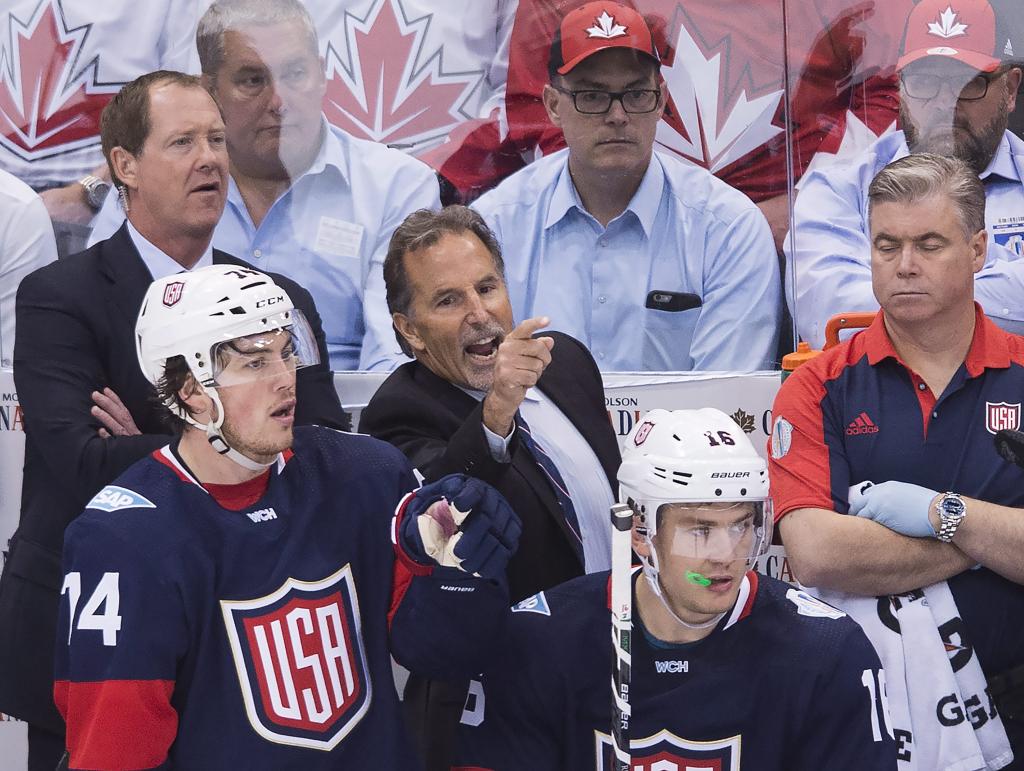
464;336;500;360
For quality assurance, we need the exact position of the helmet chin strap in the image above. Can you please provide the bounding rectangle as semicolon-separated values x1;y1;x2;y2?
640;540;725;631
180;388;276;473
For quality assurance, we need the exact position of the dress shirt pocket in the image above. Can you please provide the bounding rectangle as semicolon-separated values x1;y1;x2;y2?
642;306;700;370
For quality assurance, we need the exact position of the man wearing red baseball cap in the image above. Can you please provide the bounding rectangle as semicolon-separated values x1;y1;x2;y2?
788;0;1024;350
472;0;781;374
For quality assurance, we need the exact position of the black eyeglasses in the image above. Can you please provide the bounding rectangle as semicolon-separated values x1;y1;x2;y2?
901;67;1010;101
551;84;661;114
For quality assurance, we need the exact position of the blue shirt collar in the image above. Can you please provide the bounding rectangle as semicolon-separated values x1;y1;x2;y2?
125;219;213;279
544;152;665;237
894;131;1020;182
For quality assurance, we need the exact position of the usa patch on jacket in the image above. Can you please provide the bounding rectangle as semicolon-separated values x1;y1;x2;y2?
986;401;1021;434
221;565;372;750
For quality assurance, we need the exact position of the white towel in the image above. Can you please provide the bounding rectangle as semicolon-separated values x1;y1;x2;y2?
811;581;1012;771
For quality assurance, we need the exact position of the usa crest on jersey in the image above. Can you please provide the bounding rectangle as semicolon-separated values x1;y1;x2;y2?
221;565;372;750
985;402;1021;434
595;729;741;770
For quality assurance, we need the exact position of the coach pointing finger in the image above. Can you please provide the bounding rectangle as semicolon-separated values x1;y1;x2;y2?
483;316;554;437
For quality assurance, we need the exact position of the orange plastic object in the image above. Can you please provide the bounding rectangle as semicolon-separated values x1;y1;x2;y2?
781;341;818;374
823;312;877;349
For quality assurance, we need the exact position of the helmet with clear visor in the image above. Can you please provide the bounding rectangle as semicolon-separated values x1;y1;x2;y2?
136;265;319;469
618;408;773;570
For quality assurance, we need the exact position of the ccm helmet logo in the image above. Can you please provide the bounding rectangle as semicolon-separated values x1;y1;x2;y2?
710;471;750;479
255;294;286;309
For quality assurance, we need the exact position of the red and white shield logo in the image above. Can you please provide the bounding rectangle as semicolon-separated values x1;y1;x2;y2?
221;565;371;750
986;402;1021;435
634;420;655;446
162;281;184;307
596;729;741;771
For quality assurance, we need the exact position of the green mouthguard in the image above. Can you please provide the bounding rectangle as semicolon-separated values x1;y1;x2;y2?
686;571;712;587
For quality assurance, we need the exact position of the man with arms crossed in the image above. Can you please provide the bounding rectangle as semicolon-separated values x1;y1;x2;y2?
771;154;1024;769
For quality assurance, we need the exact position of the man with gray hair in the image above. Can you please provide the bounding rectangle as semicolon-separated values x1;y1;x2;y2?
770;153;1024;769
787;0;1024;348
90;0;440;370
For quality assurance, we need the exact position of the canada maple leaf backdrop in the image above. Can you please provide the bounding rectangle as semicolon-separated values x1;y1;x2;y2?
0;1;117;160
322;0;482;151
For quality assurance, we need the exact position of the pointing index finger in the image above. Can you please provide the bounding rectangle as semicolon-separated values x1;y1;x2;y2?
507;316;550;341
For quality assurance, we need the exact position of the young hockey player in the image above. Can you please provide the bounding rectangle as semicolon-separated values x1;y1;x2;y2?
55;265;520;770
453;408;897;770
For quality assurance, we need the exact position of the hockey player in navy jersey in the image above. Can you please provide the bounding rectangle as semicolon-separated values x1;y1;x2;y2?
53;264;521;771
452;408;898;770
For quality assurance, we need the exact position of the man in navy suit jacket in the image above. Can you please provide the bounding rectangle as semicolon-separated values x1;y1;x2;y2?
0;70;346;771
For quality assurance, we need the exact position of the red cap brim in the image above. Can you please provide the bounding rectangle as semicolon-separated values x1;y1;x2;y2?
898;47;1002;72
557;42;659;75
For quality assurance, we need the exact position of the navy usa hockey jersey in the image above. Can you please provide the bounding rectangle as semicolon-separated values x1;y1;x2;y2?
453;570;898;770
55;427;508;771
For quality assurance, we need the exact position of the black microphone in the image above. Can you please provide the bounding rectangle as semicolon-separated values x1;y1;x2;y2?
994;429;1024;469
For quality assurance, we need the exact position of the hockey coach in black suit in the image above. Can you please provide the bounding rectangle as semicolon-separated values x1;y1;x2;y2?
360;205;621;770
362;205;621;601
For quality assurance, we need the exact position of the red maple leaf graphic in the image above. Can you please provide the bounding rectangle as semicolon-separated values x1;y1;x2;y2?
322;0;481;151
0;0;119;160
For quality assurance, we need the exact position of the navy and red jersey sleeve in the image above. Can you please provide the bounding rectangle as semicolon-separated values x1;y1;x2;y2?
451;601;568;771
767;357;851;521
55;514;187;771
384;460;512;681
791;626;898;770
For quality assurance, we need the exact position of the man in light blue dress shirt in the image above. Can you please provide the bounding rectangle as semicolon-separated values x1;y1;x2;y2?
471;1;781;372
787;0;1024;348
89;0;441;370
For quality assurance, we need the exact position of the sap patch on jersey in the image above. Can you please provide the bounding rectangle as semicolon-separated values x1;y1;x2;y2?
220;564;372;750
511;591;551;616
86;485;156;513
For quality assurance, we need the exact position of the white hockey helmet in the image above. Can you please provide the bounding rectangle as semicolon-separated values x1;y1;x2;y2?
619;408;773;629
619;408;772;561
135;265;319;468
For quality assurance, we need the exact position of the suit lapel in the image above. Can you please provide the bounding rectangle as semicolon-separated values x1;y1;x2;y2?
410;362;484;419
98;223;157;331
535;344;620;492
410;362;582;550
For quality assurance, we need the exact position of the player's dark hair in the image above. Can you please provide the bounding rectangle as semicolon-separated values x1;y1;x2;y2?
384;206;506;357
154;354;201;432
100;70;206;193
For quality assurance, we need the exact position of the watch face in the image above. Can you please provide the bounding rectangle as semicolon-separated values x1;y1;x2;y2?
86;181;110;209
941;495;966;517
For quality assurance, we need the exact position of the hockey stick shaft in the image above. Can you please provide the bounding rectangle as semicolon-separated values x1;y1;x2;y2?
610;503;633;770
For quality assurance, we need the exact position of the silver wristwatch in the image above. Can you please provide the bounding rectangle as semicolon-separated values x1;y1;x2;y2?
79;174;111;211
934;492;967;542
